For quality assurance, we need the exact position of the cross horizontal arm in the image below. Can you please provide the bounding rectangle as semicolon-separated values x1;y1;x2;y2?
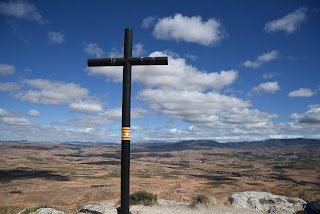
87;57;168;67
87;58;126;67
129;57;168;65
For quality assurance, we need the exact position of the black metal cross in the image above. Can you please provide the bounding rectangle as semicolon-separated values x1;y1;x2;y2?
87;28;168;214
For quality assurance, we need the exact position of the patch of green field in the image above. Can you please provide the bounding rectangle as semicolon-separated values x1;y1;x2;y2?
9;190;22;194
246;183;264;186
91;184;111;188
135;174;152;178
159;173;179;179
26;157;43;162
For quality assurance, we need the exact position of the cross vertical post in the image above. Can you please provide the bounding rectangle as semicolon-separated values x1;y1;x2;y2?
121;28;132;214
87;28;168;214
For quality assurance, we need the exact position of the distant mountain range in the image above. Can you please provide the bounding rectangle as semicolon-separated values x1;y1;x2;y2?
140;138;320;152
1;138;320;151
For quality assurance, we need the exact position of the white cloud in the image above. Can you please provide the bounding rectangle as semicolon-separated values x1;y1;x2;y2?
83;43;105;58
142;16;156;28
48;32;65;44
87;51;238;91
52;108;148;127
0;0;47;24
52;115;114;127
290;106;320;124
263;72;280;79
153;13;226;46
0;108;29;126
220;108;279;125
69;100;103;113
242;50;279;68
288;88;314;97
139;89;252;125
98;108;148;121
185;54;198;61
14;79;89;105
132;126;146;132
249;81;280;96
107;43;146;58
0;120;118;143
0;108;20;117
264;7;307;34
0;82;20;91
268;134;304;139
0;64;16;76
26;110;41;117
0;117;30;125
309;104;320;109
132;43;146;56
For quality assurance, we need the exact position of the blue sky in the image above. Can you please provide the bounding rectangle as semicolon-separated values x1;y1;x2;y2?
0;0;319;143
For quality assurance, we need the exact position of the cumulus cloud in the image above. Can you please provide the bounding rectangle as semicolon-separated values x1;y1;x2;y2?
0;108;20;117
0;108;29;126
87;51;238;91
0;120;118;143
69;100;103;113
14;79;89;105
83;43;105;58
132;43;146;56
249;81;280;96
139;89;252;125
242;50;279;68
290;106;320;124
264;7;307;34
0;64;16;76
142;16;156;28
288;88;314;97
98;108;148;121
152;13;226;46
0;82;20;91
0;0;47;24
52;108;148;127
48;32;65;44
26;109;41;117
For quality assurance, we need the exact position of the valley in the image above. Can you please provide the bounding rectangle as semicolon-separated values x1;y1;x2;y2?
0;139;319;214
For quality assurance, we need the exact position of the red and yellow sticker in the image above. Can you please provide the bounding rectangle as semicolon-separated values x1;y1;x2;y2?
122;127;131;140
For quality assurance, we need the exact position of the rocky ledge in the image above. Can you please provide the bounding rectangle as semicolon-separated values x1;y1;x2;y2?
227;191;306;213
19;191;307;214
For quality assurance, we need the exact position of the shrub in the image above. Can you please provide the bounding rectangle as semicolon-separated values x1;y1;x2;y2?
190;194;211;207
0;206;20;214
129;191;157;206
20;205;50;214
9;190;22;194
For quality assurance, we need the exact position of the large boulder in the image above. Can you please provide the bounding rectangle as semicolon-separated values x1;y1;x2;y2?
18;208;65;214
227;191;306;213
77;203;118;214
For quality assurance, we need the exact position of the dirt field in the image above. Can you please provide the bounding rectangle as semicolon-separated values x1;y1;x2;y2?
0;141;319;214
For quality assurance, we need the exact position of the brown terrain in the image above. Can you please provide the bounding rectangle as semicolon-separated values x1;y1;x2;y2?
0;139;319;214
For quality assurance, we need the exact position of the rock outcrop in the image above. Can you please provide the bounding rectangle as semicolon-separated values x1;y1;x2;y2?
17;192;308;214
227;191;306;213
18;208;65;214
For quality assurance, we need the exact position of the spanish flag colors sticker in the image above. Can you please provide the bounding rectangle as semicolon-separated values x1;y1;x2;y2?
122;127;131;140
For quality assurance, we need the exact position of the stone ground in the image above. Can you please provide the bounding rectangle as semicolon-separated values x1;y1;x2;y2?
75;200;265;214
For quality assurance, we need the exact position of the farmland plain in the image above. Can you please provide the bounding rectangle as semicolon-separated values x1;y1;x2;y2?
0;139;319;213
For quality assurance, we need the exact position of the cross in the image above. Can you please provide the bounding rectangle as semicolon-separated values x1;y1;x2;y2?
87;28;168;214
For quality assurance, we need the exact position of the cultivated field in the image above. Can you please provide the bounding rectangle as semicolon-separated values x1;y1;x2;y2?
0;141;319;213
